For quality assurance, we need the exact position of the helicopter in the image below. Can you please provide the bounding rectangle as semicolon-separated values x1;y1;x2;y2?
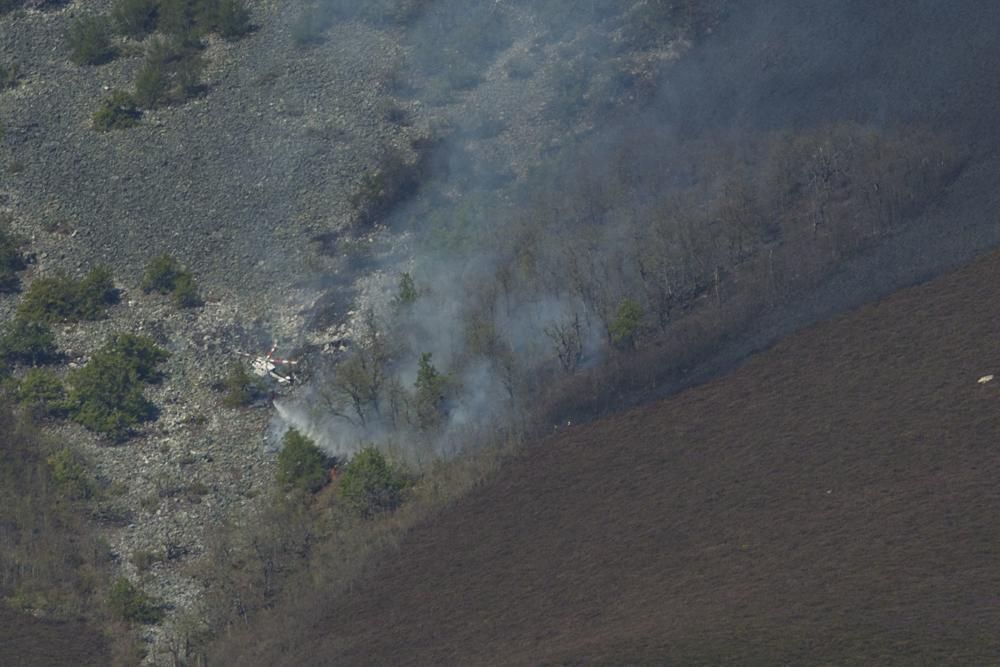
241;343;300;386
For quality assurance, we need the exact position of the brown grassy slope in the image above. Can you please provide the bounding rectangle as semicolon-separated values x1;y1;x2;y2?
0;607;107;667
241;248;1000;666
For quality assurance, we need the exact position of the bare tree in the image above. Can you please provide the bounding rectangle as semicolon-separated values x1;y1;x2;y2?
321;309;390;427
544;312;584;373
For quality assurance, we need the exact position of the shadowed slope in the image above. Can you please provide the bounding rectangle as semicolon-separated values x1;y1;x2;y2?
253;249;1000;665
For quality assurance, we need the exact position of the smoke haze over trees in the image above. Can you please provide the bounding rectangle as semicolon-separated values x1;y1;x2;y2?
5;0;1000;663
277;0;992;467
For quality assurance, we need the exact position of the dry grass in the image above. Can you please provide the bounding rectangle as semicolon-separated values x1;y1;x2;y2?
220;249;1000;665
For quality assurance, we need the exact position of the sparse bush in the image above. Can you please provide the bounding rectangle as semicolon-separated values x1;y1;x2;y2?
46;446;95;499
17;368;66;419
92;90;141;131
17;267;118;323
414;352;447;429
79;264;117;308
609;298;643;350
0;0;21;15
186;480;209;498
134;37;205;108
155;0;200;37
0;222;26;292
141;254;202;306
338;445;406;517
276;428;327;493
0;318;58;365
350;149;427;226
66;15;117;66
104;333;170;382
221;362;267;407
0;62;20;91
108;576;165;624
129;549;162;573
152;0;253;39
394;272;417;306
65;334;167;440
111;0;158;39
210;0;253;39
172;271;202;307
141;254;184;293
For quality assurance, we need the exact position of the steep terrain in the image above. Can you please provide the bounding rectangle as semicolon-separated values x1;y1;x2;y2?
3;0;1000;663
235;247;1000;666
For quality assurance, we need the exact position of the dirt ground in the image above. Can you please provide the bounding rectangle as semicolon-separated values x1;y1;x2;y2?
241;248;1000;665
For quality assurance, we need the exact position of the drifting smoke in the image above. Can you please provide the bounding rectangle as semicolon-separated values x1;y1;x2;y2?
270;0;1000;462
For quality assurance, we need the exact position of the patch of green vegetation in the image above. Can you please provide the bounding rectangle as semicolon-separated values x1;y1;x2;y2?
46;446;96;500
394;272;417;307
220;362;267;407
141;253;184;292
156;0;252;39
413;352;447;429
276;428;327;493
107;576;165;624
0;406;115;622
210;0;253;39
67;15;117;66
105;333;171;382
337;445;406;518
16;267;118;323
609;298;643;350
141;254;202;306
17;368;67;419
172;271;202;307
92;90;142;131
134;37;205;108
0;318;59;365
65;334;168;440
154;0;199;37
111;0;159;39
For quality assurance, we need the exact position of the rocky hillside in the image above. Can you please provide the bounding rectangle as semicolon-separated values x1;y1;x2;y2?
0;1;711;661
3;0;1000;664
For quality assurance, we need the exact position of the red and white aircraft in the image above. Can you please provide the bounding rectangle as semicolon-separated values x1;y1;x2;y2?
246;343;299;385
